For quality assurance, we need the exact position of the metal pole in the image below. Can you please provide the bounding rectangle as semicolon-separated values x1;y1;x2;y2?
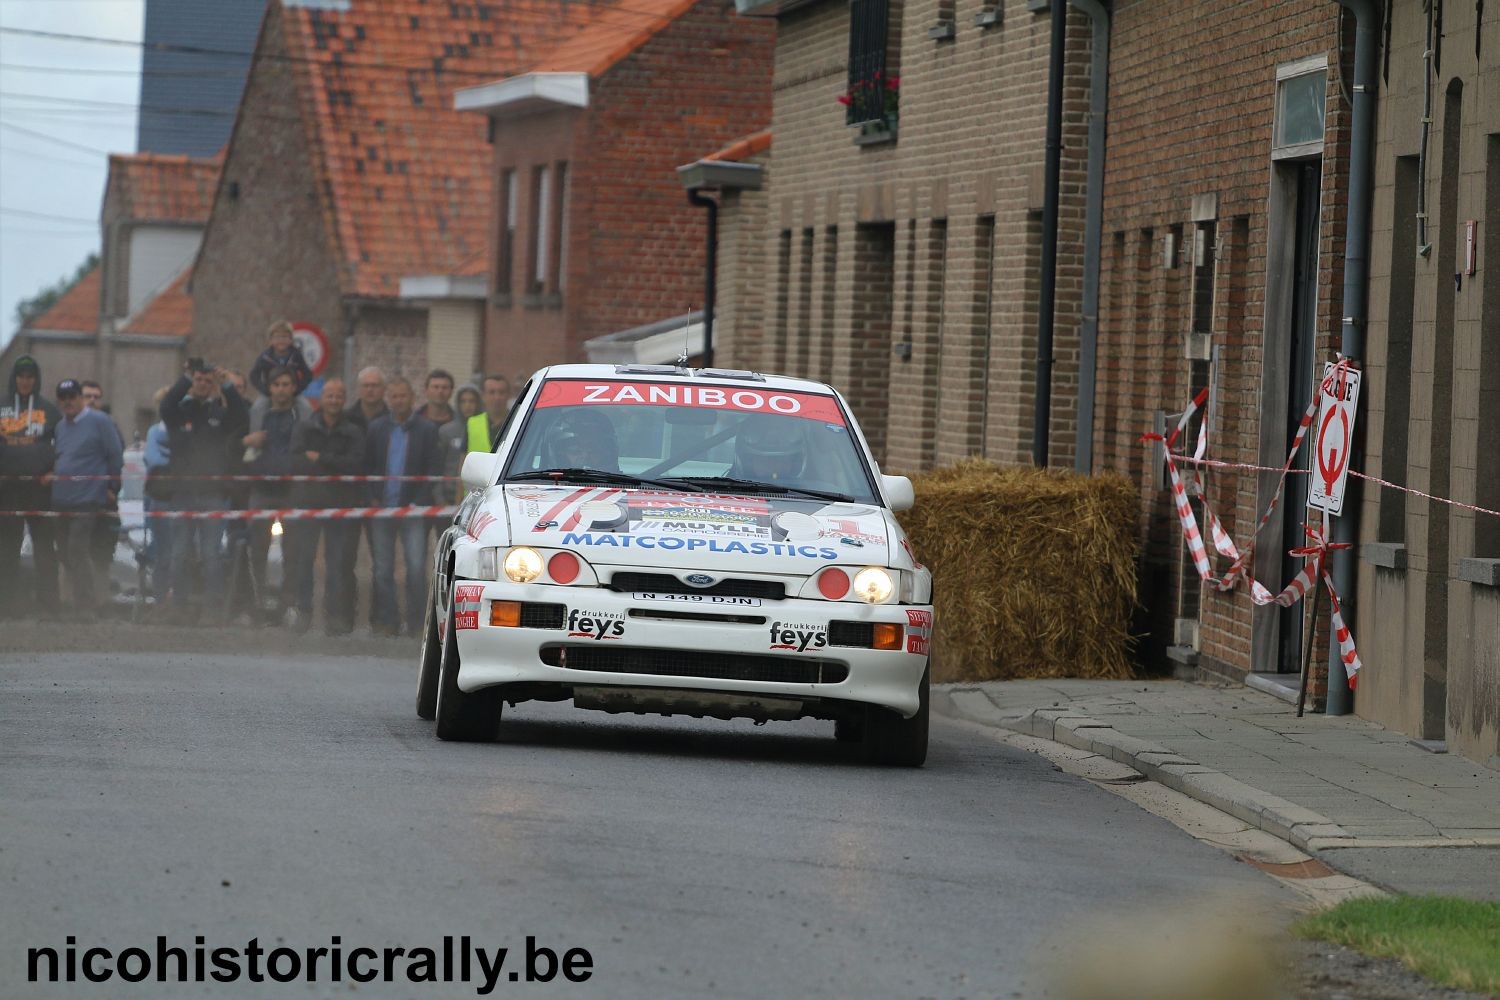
1327;0;1380;715
1297;576;1325;718
1069;0;1110;475
688;188;718;369
1032;0;1067;467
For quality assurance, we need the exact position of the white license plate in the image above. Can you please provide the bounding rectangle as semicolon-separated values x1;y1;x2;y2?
632;592;762;607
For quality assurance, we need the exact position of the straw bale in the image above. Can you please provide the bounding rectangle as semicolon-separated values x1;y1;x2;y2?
896;460;1140;682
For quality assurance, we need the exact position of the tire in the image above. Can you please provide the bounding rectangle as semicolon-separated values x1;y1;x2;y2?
862;665;929;767
433;591;503;742
415;582;441;721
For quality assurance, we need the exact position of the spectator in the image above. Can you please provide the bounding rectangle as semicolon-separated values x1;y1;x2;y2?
416;369;455;425
365;377;441;636
439;385;481;503
160;359;249;624
49;379;123;618
345;366;388;429
288;378;364;635
242;366;308;625
249;319;313;397
466;374;512;454
79;379;125;582
0;355;61;617
143;385;175;604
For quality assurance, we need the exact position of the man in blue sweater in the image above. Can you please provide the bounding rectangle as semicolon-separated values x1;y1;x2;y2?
49;379;123;615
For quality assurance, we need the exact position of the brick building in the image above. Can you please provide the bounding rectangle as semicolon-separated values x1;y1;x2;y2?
191;0;654;387
1355;0;1498;763
716;0;1093;471
449;0;774;381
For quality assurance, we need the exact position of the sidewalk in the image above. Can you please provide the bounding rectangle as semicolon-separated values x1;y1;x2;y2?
935;678;1500;899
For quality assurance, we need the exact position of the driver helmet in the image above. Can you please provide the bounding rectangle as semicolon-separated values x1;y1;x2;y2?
547;408;619;470
735;418;806;482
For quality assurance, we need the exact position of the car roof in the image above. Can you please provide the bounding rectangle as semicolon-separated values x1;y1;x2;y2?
535;364;836;396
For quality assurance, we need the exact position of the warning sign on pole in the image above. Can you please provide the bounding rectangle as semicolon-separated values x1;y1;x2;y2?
1308;360;1361;517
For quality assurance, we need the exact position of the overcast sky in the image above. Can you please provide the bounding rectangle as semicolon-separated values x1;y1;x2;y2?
0;0;144;349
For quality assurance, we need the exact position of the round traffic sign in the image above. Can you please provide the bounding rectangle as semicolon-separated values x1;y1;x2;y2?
290;321;330;377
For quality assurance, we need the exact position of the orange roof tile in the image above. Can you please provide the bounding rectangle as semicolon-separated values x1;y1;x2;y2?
123;268;193;337
530;0;700;77
27;266;101;334
107;152;220;224
703;130;771;163
277;0;651;299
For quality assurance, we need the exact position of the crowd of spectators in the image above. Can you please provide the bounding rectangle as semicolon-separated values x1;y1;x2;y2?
0;318;511;633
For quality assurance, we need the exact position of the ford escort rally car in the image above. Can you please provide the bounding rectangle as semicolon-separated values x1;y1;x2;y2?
415;364;934;766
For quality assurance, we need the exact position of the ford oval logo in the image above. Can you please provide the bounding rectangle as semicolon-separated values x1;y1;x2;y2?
683;574;716;588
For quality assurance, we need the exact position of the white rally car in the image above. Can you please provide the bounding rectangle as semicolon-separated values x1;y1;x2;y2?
415;364;934;765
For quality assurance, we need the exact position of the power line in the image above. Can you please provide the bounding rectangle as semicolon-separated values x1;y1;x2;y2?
0;121;113;156
0;61;244;78
0;206;98;224
0;142;101;169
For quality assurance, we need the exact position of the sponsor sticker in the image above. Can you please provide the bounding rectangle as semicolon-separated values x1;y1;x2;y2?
454;584;486;630
562;532;839;560
769;620;827;653
566;608;625;640
466;511;499;540
905;609;933;655
535;380;847;425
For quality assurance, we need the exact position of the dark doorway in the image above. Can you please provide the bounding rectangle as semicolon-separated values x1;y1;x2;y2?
1278;160;1322;672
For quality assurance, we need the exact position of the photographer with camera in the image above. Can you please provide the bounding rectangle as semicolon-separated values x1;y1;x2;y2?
159;357;248;625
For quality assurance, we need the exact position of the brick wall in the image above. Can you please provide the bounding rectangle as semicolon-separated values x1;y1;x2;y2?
1095;0;1349;678
190;3;349;381
731;0;1090;473
482;0;774;379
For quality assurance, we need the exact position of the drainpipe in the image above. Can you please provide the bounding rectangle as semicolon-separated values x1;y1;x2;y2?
1070;0;1110;474
1327;0;1381;715
687;188;718;368
1033;0;1067;467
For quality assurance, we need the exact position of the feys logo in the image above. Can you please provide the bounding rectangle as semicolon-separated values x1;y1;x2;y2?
769;620;827;653
566;609;625;640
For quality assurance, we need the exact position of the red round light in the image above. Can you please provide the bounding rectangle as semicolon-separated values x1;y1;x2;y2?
818;568;850;600
548;551;580;584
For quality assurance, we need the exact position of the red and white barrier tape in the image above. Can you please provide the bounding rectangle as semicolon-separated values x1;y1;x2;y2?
1144;358;1364;689
0;505;457;521
0;473;455;482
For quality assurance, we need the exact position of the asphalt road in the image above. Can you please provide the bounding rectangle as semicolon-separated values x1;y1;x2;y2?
2;638;1294;998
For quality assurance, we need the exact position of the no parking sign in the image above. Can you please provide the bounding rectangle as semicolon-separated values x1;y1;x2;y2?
1307;360;1361;517
290;321;330;377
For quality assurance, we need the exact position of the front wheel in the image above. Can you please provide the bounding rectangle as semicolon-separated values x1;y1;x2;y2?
415;582;441;720
862;666;929;767
433;590;503;742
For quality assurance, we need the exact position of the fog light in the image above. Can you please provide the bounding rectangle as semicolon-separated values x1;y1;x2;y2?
852;567;894;603
817;567;850;600
270;519;283;538
490;600;521;627
548;551;579;584
872;623;903;650
503;546;543;583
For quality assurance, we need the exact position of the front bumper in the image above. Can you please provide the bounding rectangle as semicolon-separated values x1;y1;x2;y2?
451;580;931;718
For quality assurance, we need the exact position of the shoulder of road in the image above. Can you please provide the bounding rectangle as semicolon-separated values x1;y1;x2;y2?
934;678;1500;901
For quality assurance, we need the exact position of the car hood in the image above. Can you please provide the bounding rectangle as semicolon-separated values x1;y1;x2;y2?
496;484;898;572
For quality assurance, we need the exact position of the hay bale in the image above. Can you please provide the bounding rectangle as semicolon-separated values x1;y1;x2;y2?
896;459;1139;682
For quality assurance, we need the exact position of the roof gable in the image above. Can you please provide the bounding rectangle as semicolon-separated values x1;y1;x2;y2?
106;153;220;224
530;0;701;77
122;268;193;337
26;266;102;334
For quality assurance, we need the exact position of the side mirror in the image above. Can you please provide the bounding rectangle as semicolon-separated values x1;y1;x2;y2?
882;474;915;512
461;451;500;493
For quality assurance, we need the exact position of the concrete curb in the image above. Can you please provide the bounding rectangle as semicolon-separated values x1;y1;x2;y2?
938;688;1357;853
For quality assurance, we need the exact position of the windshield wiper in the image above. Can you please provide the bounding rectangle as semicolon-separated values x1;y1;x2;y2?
508;468;695;491
662;476;853;504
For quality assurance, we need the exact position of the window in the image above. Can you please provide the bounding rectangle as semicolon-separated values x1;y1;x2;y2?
1273;58;1327;159
553;162;569;292
529;165;551;293
497;169;517;295
845;0;898;128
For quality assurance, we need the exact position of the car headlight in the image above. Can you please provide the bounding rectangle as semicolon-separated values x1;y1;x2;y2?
852;566;895;604
502;546;544;583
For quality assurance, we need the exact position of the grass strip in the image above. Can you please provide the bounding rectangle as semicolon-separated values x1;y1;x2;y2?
1295;895;1500;995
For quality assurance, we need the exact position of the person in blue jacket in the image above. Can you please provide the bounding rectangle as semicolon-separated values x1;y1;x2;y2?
49;379;123;616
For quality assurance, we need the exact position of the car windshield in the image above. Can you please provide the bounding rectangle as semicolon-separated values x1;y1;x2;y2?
504;378;880;504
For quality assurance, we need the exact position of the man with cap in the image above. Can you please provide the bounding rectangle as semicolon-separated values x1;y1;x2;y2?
0;355;61;616
49;378;123;616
